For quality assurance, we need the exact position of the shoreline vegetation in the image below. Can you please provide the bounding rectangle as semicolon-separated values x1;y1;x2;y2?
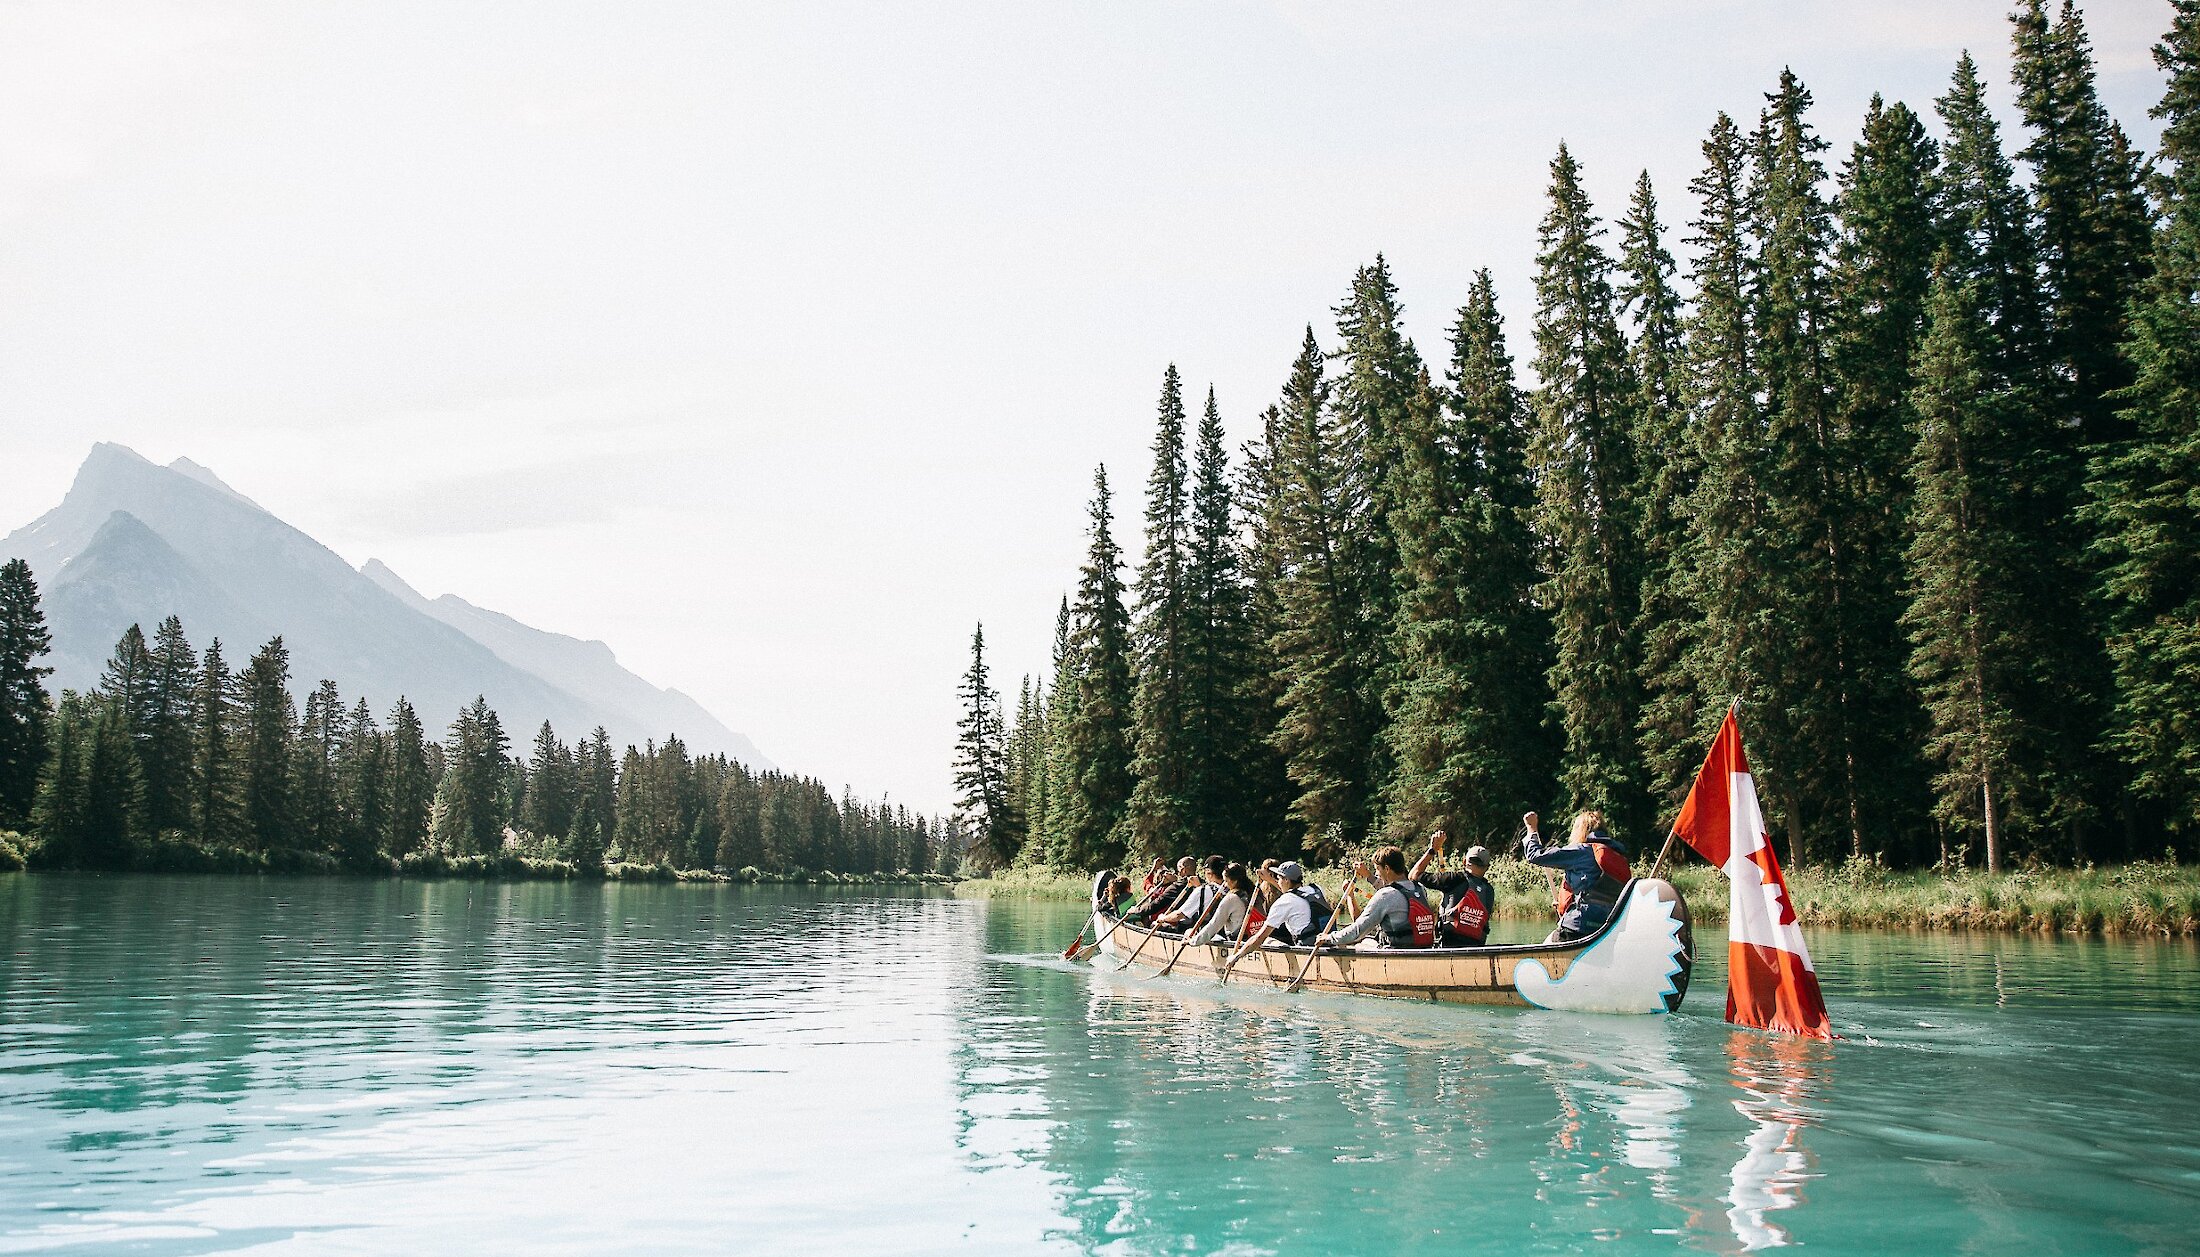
942;2;2200;927
954;856;2200;938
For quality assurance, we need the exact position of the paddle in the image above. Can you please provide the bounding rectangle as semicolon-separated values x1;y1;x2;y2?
1284;877;1362;994
1062;922;1091;960
1150;885;1227;979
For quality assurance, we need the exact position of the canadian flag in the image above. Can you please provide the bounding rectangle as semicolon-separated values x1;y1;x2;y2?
1669;707;1833;1039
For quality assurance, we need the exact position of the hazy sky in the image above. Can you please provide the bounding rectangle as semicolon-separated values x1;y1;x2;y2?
0;1;2176;813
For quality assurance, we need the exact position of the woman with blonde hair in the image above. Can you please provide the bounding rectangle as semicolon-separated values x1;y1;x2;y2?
1523;807;1632;942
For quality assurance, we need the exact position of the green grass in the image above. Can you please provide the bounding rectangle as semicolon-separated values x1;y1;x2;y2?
960;855;2200;936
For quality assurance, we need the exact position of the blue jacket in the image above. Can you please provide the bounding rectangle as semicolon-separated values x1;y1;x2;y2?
1523;831;1630;935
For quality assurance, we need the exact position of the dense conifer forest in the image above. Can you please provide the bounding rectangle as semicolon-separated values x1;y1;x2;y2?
0;563;947;879
954;1;2200;878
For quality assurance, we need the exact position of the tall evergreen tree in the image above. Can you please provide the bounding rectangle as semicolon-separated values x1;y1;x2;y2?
1937;51;2107;854
29;696;86;860
1826;94;1943;862
383;697;431;857
2088;0;2200;835
1123;366;1195;861
140;617;198;836
338;698;386;867
1904;260;2049;872
192;640;243;846
78;697;143;868
1266;329;1380;857
1232;405;1298;852
293;679;344;854
953;624;1020;866
1183;386;1268;858
0;559;54;832
1057;468;1136;871
1526;142;1650;841
1751;69;1863;863
524;720;578;842
238;637;296;850
2013;0;2156;451
1037;597;1076;865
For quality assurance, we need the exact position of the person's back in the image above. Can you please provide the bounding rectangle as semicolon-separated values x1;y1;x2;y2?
1423;857;1496;947
1323;847;1437;949
1523;810;1631;941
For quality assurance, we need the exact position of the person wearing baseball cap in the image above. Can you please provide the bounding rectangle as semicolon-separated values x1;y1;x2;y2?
1221;860;1332;972
1410;830;1497;947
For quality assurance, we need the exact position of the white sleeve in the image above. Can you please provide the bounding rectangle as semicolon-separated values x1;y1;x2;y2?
1191;893;1245;944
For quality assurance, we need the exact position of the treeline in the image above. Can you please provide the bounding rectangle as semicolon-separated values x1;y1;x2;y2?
0;567;948;877
954;1;2200;876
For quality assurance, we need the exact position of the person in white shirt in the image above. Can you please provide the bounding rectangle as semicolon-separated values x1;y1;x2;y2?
1221;861;1331;972
1187;863;1255;945
1155;855;1225;932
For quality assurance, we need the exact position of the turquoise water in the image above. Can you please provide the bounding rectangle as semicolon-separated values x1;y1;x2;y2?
2;876;2196;1255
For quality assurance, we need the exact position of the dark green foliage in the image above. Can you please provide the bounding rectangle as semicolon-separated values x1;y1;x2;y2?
1265;329;1381;858
383;697;431;857
1123;368;1194;861
2089;0;2200;834
435;695;510;857
1527;143;1651;842
1183;387;1274;858
953;623;1020;866
0;559;52;830
2013;0;2156;451
1056;468;1136;871
140;617;197;836
238;637;295;851
523;720;578;844
193;640;242;847
338;699;386;868
293;679;343;854
1825;95;1943;863
1381;274;1555;847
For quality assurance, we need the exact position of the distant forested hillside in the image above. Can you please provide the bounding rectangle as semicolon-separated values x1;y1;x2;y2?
0;575;946;879
956;1;2200;876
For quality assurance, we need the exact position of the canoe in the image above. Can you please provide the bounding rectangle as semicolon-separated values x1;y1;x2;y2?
1085;871;1694;1015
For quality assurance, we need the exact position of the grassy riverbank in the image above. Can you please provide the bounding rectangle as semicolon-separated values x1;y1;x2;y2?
955;856;2200;937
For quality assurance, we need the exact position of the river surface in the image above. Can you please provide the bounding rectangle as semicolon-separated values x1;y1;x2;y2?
1;875;2196;1255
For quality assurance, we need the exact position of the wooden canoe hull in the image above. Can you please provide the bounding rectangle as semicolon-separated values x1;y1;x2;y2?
1089;876;1693;1015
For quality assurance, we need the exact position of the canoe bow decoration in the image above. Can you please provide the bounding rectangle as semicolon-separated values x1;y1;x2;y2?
1511;879;1692;1014
1086;870;1694;1015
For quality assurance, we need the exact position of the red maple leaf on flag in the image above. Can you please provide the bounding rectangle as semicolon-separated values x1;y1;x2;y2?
1746;843;1798;925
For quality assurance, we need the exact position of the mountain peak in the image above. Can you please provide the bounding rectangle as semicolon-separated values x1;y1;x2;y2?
166;457;265;511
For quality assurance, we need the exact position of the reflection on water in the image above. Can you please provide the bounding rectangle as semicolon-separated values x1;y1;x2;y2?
3;876;2198;1255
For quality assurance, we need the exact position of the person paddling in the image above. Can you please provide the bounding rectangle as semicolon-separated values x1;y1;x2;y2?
1318;846;1438;950
1186;862;1254;946
1126;857;1192;926
1523;809;1631;942
1221;861;1330;971
1411;831;1497;947
1154;856;1225;932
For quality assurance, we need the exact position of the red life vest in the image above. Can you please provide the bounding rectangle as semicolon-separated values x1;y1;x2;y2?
1399;881;1439;948
1446;886;1490;943
1555;840;1632;917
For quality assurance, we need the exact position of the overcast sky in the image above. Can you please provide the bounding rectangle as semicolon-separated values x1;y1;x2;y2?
0;1;2176;814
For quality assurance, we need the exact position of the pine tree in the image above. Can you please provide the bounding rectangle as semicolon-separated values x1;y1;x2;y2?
338;698;386;867
524;720;578;842
1057;468;1135;871
2088;0;2200;835
1266;328;1380;858
140;617;197;837
1039;597;1077;864
1904;260;2042;872
1826;94;1943;862
438;696;510;856
29;696;86;860
0;560;53;832
1751;69;1862;863
2013;0;2156;451
1620;169;1706;816
383;697;431;857
1526;142;1650;841
95;626;155;836
294;679;344;854
193;640;243;847
1183;386;1268;858
953;624;1020;866
1233;405;1297;852
1938;51;2107;854
1123;367;1195;861
238;637;296;850
78;697;143;868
